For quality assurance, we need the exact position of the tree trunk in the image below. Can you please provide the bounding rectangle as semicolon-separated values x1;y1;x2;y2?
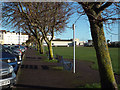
35;44;37;50
89;18;118;89
47;42;54;60
39;40;44;54
37;40;44;54
37;42;40;52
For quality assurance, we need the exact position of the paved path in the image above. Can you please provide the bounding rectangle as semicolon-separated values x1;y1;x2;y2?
13;48;120;89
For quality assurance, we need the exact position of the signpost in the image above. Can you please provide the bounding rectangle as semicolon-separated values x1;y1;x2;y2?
73;24;75;73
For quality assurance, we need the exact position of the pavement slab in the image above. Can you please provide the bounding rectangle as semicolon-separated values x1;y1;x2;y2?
13;48;120;89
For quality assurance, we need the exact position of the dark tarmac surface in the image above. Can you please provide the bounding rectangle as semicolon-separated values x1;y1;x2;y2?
12;48;120;90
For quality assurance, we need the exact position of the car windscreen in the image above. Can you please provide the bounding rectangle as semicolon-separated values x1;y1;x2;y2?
0;47;8;52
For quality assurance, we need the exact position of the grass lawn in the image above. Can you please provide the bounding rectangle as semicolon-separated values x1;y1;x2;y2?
79;83;120;89
51;46;119;74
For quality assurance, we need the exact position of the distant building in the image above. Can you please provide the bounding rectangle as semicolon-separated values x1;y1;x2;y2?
51;39;73;47
84;40;93;47
88;40;93;46
79;41;86;46
109;41;120;47
0;30;29;45
43;36;86;47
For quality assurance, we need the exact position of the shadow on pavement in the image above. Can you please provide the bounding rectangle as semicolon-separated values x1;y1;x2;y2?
20;65;38;69
14;84;60;90
41;65;49;70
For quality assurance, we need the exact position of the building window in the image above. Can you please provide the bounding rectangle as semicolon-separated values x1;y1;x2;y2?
0;35;3;40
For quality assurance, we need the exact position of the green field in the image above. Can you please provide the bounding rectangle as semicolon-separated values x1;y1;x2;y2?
51;47;119;74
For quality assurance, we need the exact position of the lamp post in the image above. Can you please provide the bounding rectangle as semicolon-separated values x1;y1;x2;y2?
73;24;75;73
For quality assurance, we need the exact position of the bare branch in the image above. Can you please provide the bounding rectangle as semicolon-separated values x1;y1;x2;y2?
102;18;120;22
98;2;113;13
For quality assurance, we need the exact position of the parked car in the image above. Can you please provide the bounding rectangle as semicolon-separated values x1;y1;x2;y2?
12;45;26;53
3;44;10;48
0;46;18;72
10;45;24;55
0;61;16;89
9;45;22;56
20;45;27;51
3;46;22;65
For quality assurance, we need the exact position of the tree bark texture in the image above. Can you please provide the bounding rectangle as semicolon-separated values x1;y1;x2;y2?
47;42;54;60
89;19;118;89
81;5;118;89
39;39;44;54
37;39;44;54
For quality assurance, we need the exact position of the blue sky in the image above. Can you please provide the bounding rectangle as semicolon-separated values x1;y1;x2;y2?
55;12;119;42
54;2;119;42
55;14;92;42
1;11;119;42
1;2;119;42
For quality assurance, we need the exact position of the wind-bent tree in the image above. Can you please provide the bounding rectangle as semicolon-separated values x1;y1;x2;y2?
77;2;120;89
22;25;44;53
26;35;37;47
2;2;73;59
2;2;44;54
18;2;73;60
36;2;73;60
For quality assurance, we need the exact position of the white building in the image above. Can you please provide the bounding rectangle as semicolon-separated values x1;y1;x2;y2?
42;35;85;47
51;39;85;47
51;40;73;47
0;30;29;45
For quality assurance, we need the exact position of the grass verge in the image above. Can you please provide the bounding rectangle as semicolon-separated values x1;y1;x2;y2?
51;66;63;70
53;47;119;74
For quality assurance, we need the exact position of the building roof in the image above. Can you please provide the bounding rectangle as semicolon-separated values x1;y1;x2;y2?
0;30;7;32
0;30;28;35
21;33;28;35
52;39;72;41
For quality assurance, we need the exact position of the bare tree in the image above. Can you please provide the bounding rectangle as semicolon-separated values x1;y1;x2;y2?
20;2;73;60
77;2;120;89
2;2;73;59
35;2;73;60
2;2;45;54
